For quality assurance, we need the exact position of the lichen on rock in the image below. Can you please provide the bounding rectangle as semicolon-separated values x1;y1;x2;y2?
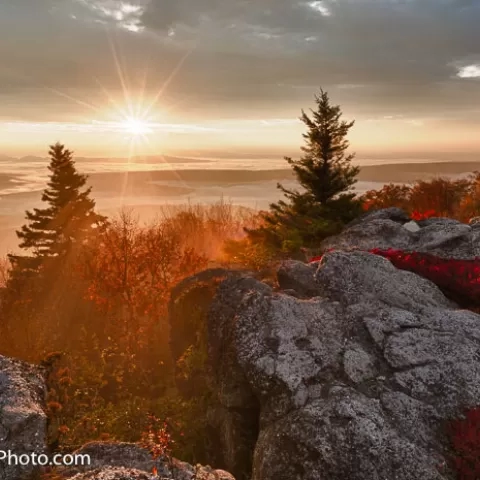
169;209;480;480
0;355;47;480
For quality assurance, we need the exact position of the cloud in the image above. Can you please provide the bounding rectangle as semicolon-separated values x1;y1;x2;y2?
366;115;427;127
457;64;480;78
307;1;331;17
74;0;147;31
0;0;479;126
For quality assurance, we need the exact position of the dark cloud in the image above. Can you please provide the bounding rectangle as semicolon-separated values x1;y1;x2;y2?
141;0;329;34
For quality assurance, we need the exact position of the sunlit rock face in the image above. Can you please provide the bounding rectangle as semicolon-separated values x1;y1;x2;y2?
170;210;480;480
0;355;47;480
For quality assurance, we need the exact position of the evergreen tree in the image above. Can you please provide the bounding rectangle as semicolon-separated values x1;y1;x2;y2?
247;89;362;255
8;143;107;277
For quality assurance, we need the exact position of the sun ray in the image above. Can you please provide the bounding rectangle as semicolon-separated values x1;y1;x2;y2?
93;76;126;118
44;86;104;114
142;45;197;119
136;63;151;118
106;30;135;118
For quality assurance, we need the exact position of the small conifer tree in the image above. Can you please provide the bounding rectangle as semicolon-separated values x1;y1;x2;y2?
8;143;107;278
247;89;362;255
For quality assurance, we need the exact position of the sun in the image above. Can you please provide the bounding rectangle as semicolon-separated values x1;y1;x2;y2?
121;117;153;136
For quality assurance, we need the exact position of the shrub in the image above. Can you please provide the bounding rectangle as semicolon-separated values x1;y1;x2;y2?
362;176;477;221
410;209;437;220
1;199;263;463
362;183;411;212
447;407;480;480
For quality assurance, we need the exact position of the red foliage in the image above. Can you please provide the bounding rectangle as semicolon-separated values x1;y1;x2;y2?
448;407;480;480
410;210;438;221
362;200;375;211
140;415;175;460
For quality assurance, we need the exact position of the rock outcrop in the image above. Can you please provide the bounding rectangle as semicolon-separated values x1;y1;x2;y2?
320;207;480;259
169;210;480;480
0;355;47;480
3;208;480;480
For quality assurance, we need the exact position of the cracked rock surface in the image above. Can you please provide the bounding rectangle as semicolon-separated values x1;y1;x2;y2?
320;207;480;259
0;355;47;480
171;245;480;480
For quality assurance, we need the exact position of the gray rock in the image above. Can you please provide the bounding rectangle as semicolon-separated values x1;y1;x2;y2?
417;217;463;228
68;465;234;480
321;208;480;259
343;344;377;383
68;468;154;480
321;218;417;253
170;249;480;480
277;260;321;297
0;355;47;480
403;220;421;232
346;207;410;227
314;251;455;311
61;442;235;480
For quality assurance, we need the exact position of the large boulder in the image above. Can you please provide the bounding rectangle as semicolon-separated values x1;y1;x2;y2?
0;355;47;480
320;208;480;259
170;250;480;480
346;206;411;227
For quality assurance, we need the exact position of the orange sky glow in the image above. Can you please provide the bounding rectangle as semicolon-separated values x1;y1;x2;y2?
0;0;479;160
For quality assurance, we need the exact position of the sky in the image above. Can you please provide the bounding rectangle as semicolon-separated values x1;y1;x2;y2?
0;0;479;159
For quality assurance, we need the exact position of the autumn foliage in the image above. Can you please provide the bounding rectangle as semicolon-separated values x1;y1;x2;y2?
410;209;437;221
0;200;260;462
448;407;480;480
3;146;480;472
362;173;480;222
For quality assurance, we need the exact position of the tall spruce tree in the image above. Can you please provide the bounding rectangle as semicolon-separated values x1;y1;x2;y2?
8;143;107;276
248;89;362;255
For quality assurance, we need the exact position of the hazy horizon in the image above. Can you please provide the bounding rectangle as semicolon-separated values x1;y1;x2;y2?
1;149;480;164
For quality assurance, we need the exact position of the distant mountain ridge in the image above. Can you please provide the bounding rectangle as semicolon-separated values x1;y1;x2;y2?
357;161;480;183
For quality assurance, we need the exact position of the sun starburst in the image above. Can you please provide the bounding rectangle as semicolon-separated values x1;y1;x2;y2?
120;117;154;136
